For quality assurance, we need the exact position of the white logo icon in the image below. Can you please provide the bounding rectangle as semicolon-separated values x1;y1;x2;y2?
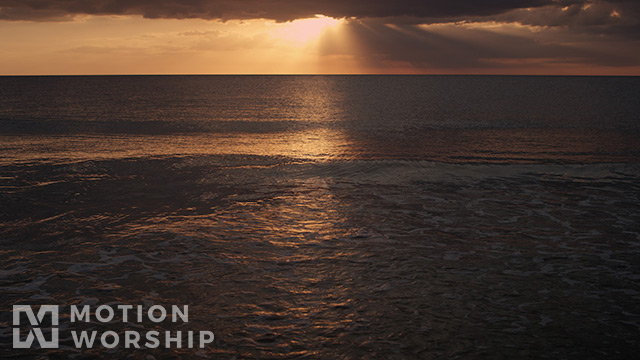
13;305;59;349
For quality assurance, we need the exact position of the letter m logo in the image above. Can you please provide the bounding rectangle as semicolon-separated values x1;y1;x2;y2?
13;305;59;349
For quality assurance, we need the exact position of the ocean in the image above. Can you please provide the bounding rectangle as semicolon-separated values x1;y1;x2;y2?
1;75;639;358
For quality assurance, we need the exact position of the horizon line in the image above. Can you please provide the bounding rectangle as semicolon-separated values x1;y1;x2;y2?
2;74;639;77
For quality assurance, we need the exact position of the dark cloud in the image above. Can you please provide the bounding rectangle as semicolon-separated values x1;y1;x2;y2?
1;0;637;38
357;1;640;37
1;1;637;39
0;0;559;22
481;0;640;36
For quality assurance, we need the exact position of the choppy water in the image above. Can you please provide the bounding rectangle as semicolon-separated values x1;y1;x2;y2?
1;76;640;359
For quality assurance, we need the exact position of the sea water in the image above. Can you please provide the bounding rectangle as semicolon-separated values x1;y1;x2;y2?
1;75;639;358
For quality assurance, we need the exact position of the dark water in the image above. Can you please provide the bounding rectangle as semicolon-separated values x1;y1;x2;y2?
1;76;640;359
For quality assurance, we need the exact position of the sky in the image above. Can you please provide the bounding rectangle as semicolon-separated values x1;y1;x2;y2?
1;0;639;75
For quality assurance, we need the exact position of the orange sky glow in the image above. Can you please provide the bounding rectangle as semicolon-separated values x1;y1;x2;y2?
1;8;639;75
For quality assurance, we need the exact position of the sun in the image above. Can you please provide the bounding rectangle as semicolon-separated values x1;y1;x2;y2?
274;15;342;44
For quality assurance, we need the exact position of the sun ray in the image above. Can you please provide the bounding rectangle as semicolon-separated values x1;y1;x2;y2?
273;15;342;45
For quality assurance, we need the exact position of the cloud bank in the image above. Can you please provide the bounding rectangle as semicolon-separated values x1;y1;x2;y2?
0;1;561;21
1;1;638;39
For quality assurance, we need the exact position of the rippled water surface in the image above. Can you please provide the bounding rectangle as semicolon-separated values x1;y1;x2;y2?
1;76;640;359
